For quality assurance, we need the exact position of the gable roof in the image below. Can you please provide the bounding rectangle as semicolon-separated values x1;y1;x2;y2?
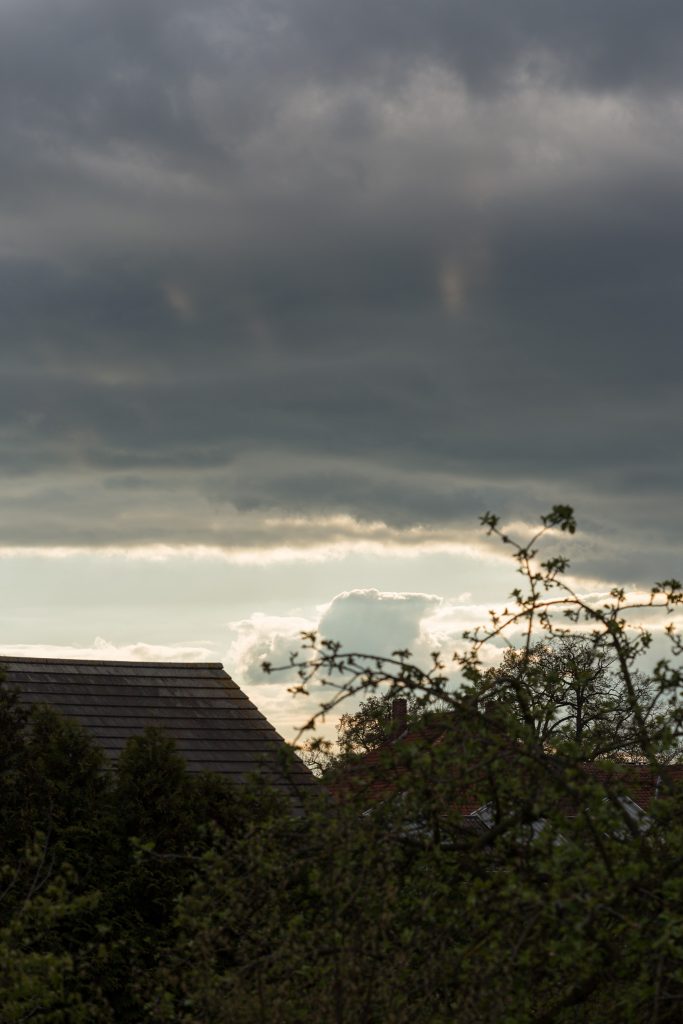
1;656;315;797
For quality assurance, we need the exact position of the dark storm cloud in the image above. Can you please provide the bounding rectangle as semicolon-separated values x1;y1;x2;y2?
0;0;682;583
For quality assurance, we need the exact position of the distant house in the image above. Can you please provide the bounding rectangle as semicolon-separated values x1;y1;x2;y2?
2;656;315;803
329;700;683;833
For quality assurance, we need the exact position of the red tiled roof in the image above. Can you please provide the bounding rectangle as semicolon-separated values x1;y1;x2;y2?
327;713;683;815
579;761;683;810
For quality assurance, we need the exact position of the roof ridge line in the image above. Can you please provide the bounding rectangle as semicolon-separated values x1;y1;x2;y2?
0;655;226;669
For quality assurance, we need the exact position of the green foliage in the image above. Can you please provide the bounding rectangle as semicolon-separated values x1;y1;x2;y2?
0;694;259;1022
0;842;111;1024
239;505;683;1021
148;731;683;1023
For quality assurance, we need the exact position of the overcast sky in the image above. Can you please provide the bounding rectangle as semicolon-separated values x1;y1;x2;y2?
0;0;681;736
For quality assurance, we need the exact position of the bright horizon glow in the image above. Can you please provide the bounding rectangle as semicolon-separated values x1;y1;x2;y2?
0;538;507;566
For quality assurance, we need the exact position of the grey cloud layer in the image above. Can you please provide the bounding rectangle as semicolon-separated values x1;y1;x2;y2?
0;0;681;582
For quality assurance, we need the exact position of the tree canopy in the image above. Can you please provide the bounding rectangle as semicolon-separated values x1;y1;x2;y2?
0;688;282;1022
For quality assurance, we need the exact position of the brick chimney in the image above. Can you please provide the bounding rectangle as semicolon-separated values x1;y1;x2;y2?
391;697;408;737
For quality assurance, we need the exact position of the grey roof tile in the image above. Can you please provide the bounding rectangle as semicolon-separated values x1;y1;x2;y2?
0;656;315;798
